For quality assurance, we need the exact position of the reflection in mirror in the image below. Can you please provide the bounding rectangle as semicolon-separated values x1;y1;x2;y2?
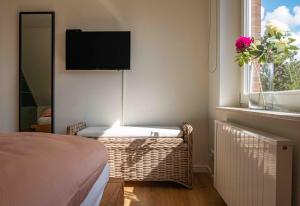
20;13;54;133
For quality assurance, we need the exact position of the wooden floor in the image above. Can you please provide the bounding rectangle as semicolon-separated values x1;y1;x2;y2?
123;174;226;206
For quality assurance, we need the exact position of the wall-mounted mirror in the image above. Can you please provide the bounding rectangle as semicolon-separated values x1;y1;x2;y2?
19;12;54;133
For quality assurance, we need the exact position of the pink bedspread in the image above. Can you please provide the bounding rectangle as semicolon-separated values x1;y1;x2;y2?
0;132;108;206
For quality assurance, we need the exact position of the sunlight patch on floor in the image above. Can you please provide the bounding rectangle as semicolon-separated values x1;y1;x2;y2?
124;186;140;206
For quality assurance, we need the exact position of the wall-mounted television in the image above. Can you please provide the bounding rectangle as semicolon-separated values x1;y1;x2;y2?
66;30;130;70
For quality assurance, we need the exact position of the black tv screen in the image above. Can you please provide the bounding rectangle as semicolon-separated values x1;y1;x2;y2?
66;30;130;70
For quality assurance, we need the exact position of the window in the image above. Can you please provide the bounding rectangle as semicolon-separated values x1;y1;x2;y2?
242;0;300;111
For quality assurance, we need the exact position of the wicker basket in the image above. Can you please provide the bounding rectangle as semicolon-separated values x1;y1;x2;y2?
67;122;193;188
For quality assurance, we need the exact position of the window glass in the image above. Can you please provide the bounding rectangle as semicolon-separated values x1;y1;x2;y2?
250;0;300;92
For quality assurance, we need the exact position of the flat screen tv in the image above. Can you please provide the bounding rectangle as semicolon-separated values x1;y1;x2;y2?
66;30;130;70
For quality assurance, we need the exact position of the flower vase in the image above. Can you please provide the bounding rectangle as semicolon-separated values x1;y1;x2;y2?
249;63;274;110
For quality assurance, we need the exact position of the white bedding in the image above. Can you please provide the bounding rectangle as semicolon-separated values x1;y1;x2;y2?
81;163;110;206
38;117;51;125
77;126;183;138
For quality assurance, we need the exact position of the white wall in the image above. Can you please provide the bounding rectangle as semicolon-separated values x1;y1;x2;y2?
0;0;210;168
218;0;241;107
208;0;241;157
208;0;220;158
0;1;18;131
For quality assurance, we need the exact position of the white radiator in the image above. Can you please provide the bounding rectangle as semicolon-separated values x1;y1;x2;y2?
214;121;293;206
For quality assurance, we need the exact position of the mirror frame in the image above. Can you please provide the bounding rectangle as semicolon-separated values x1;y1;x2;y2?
19;11;55;133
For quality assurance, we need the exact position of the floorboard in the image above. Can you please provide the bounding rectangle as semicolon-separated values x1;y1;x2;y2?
124;173;226;206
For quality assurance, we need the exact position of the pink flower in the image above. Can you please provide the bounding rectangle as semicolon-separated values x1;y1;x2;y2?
235;36;253;52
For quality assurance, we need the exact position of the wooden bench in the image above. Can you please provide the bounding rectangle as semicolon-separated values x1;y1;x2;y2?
100;178;124;206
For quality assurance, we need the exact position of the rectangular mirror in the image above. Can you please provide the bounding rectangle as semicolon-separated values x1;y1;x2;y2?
19;12;54;133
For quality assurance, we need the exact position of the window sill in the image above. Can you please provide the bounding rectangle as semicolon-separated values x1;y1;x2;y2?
216;107;300;122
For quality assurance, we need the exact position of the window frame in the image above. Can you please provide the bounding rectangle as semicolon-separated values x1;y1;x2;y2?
241;0;300;112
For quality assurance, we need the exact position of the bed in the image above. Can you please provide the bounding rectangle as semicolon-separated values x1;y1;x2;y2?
0;132;108;206
37;116;52;125
67;122;193;188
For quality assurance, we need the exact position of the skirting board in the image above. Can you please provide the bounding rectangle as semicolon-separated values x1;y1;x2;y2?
193;165;212;174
